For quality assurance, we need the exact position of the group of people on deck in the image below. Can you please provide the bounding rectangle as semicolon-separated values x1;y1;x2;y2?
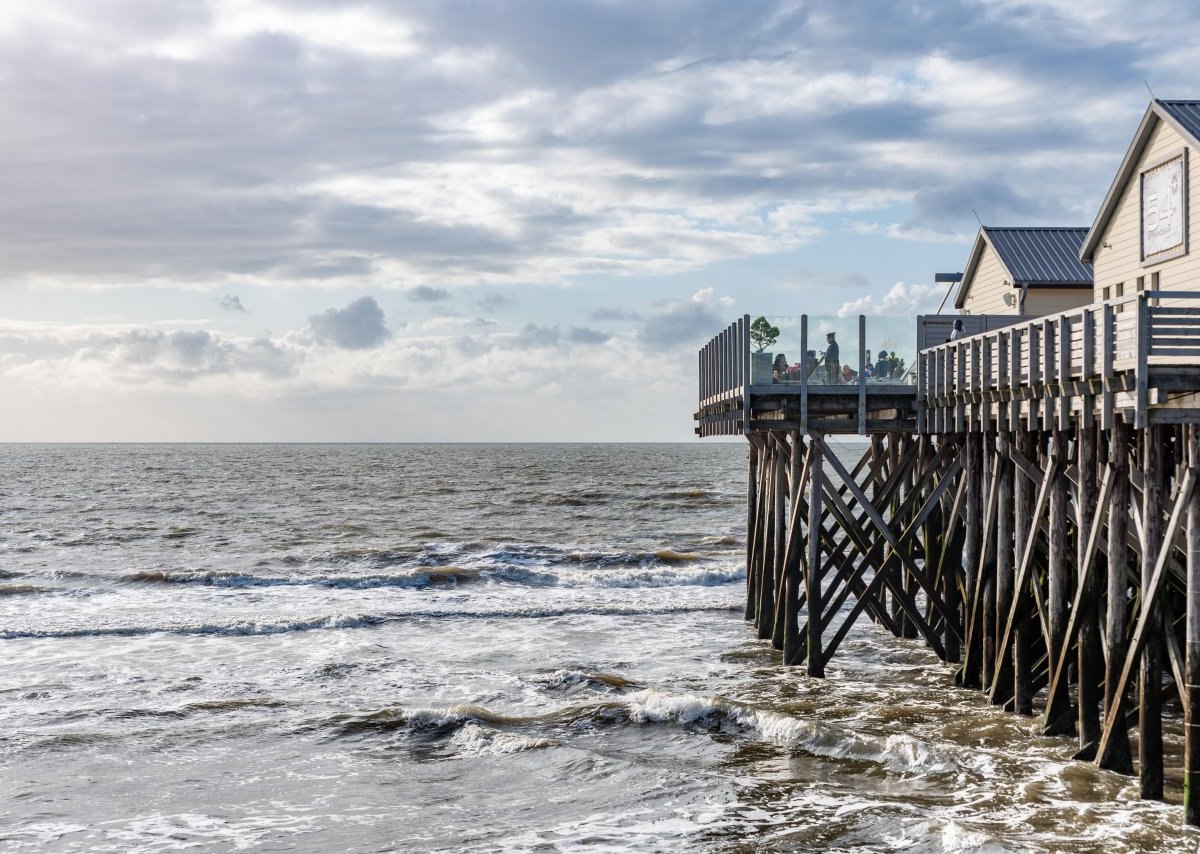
772;332;906;384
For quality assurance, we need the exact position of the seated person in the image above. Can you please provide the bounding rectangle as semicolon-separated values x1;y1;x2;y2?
874;350;892;379
772;353;789;382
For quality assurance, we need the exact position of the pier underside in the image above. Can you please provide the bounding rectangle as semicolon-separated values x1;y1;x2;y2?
745;418;1200;821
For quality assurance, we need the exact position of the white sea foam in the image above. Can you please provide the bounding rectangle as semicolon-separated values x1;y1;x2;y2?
621;689;965;776
449;722;556;756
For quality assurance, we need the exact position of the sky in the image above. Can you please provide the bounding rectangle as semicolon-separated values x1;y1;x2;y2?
0;0;1196;441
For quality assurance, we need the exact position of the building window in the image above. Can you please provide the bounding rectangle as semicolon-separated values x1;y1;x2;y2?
1136;276;1144;292
1115;282;1124;297
1151;271;1160;291
1103;286;1111;300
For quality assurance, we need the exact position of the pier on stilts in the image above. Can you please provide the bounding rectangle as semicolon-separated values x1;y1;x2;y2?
696;295;1200;825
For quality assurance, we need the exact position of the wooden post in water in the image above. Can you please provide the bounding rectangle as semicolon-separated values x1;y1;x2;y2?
992;435;1014;705
771;434;788;650
1186;424;1200;825
806;430;825;677
1076;421;1103;754
1100;420;1134;773
756;439;776;640
782;432;806;665
962;431;983;689
745;440;759;621
1013;429;1034;716
1141;425;1165;799
1044;427;1074;736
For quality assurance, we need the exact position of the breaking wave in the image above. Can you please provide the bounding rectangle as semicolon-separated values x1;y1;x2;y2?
0;603;740;640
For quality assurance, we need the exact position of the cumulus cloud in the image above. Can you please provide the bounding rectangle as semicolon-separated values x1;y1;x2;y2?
216;294;247;313
837;282;944;317
306;296;392;349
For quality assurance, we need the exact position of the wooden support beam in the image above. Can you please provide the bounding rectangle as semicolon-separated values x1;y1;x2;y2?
1140;425;1166;800
1043;461;1113;751
806;431;825;677
989;447;1060;705
1095;462;1197;780
813;432;962;643
1186;422;1200;825
962;433;984;688
992;436;1015;705
1101;420;1134;773
1044;428;1074;736
745;436;763;623
1077;422;1105;754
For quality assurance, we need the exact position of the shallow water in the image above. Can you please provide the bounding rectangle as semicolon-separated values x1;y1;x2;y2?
1;443;1196;852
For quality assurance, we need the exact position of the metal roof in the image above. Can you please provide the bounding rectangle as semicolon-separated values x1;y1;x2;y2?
1081;99;1200;262
983;227;1093;285
1158;100;1200;144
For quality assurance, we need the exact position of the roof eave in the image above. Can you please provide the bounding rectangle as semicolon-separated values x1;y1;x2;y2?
954;228;1011;309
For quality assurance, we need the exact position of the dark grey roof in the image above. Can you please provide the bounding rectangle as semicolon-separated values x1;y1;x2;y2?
1158;100;1200;144
983;227;1093;286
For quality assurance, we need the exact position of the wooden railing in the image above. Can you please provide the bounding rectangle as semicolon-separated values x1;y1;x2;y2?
917;292;1200;432
698;314;750;409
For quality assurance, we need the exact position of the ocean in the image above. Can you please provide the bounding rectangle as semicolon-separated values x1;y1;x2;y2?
1;443;1195;852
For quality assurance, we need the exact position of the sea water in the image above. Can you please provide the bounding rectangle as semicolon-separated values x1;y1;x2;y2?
0;443;1195;852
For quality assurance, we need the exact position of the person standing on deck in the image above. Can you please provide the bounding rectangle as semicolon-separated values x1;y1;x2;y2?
824;332;840;384
949;318;965;341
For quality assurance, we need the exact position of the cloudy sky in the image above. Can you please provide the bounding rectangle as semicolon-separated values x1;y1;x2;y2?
0;0;1193;441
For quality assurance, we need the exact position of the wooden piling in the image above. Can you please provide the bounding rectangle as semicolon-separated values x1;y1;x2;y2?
1141;425;1165;800
806;431;825;678
1186;424;1200;826
1100;419;1134;774
1044;427;1074;736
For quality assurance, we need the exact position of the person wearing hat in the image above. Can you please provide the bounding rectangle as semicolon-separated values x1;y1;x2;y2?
823;332;840;384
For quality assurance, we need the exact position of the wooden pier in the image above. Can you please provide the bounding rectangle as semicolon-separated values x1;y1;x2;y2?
696;294;1200;824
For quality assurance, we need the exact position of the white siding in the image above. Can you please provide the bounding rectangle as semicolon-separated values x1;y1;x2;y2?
961;244;1015;315
1092;119;1200;299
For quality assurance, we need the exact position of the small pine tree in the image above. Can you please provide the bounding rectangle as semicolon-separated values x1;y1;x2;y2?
750;316;780;353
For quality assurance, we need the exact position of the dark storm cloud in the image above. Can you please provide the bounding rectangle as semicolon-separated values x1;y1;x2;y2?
307;296;392;349
406;286;452;303
0;0;1191;288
